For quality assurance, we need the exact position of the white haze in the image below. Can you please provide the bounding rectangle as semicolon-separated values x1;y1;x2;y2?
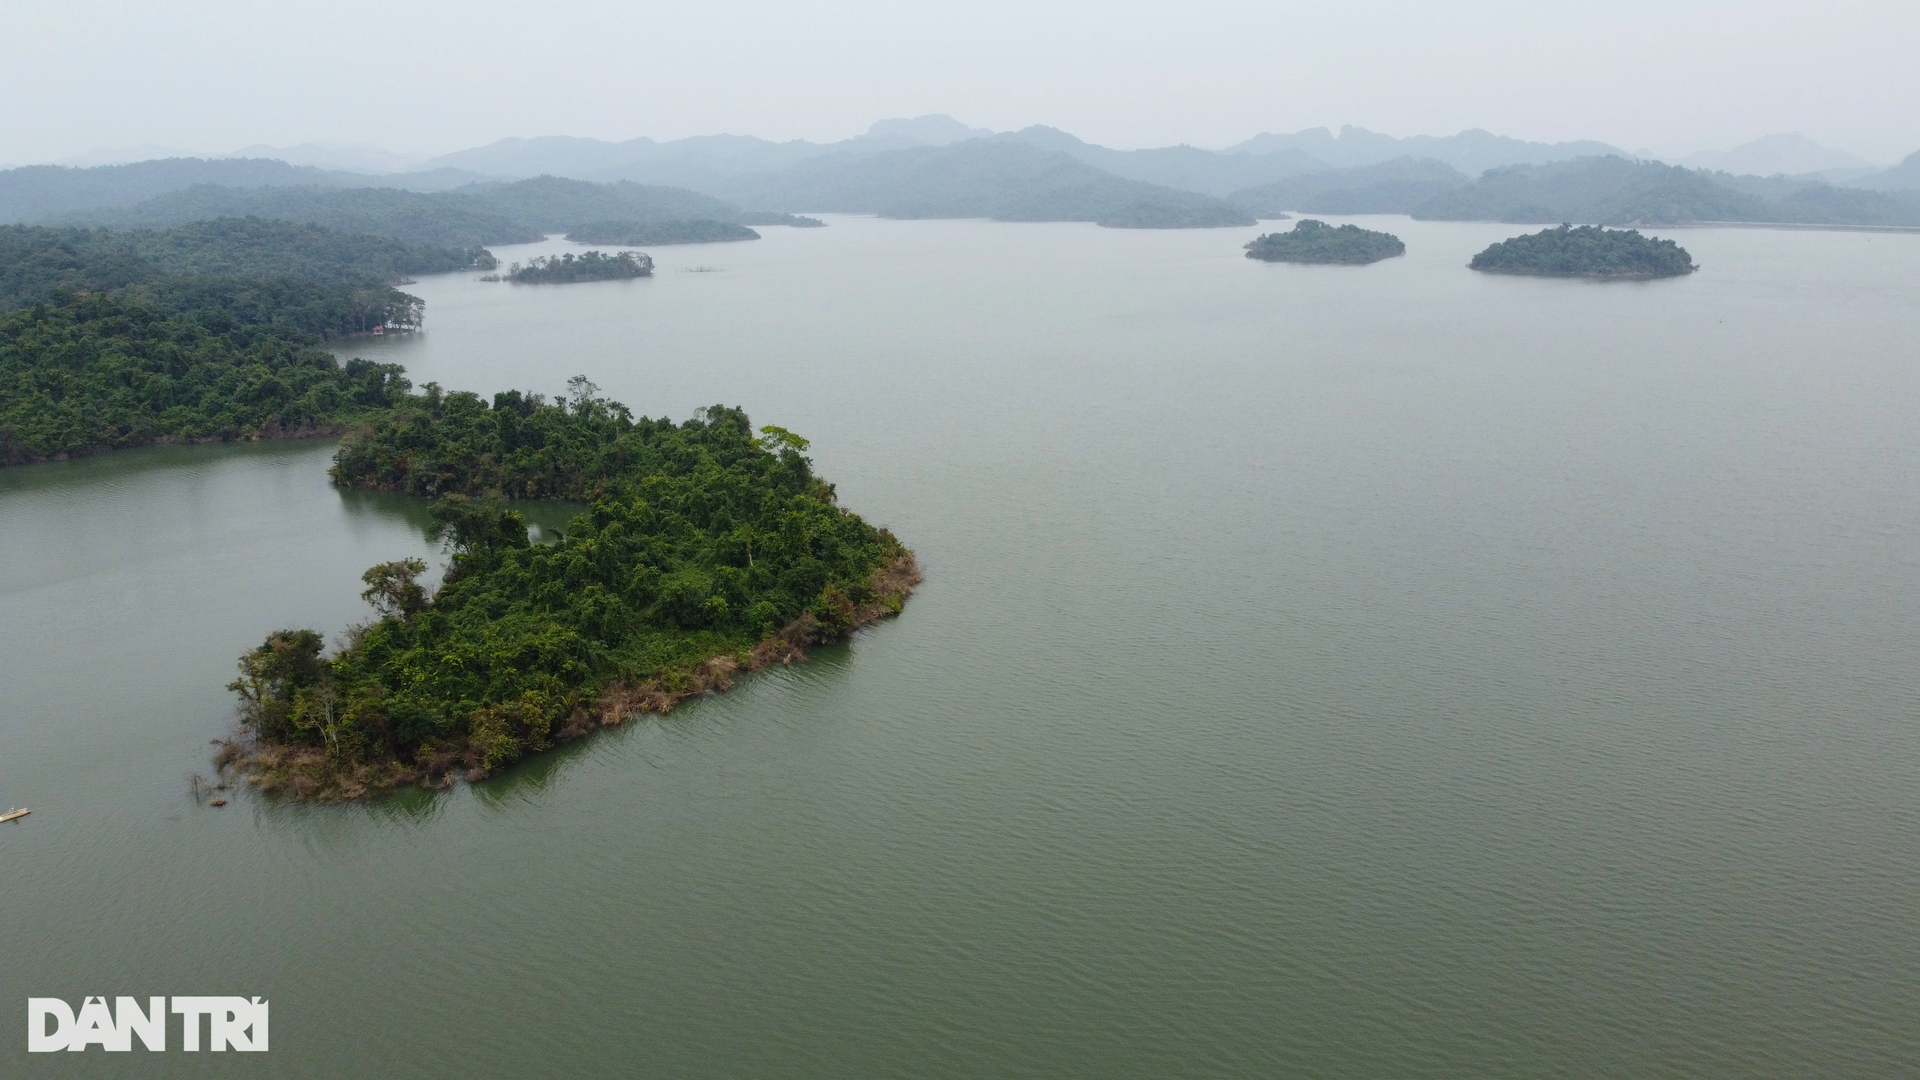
4;0;1918;166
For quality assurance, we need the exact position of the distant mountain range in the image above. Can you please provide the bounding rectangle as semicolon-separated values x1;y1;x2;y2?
1408;156;1920;227
1229;158;1470;216
0;158;494;224
1674;133;1872;178
1224;126;1630;177
706;139;1253;226
5;118;1919;240
63;177;790;249
402;119;1649;196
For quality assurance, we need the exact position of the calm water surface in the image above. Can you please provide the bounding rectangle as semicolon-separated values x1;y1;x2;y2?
4;217;1920;1077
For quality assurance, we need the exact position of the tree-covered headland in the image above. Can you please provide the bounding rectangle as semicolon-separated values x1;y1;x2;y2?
0;220;458;463
0;215;915;800
1244;220;1406;264
505;251;653;283
1469;225;1696;278
229;386;917;799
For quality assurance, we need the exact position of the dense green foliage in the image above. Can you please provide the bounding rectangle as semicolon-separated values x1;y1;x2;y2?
0;293;410;463
506;251;653;283
1469;225;1696;278
334;377;680;499
1244;220;1406;264
566;219;761;245
1230;157;1468;216
0;218;437;462
0;219;486;310
235;399;912;791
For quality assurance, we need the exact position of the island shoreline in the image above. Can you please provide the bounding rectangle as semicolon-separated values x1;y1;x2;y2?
216;552;921;802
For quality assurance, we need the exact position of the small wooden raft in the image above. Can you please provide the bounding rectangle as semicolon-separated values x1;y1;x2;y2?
0;807;29;823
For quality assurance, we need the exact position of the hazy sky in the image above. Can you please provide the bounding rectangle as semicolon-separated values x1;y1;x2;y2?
6;0;1918;164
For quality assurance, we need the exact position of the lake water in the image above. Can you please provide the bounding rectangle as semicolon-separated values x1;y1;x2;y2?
5;216;1920;1077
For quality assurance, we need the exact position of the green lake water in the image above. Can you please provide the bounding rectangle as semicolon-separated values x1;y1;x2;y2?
4;216;1920;1077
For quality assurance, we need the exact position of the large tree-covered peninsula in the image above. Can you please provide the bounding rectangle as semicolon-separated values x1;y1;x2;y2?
1469;225;1696;278
230;391;917;799
0;220;451;463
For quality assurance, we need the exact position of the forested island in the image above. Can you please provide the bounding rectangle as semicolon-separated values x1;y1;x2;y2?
0;215;913;798
229;388;917;799
0;220;454;463
506;251;653;283
566;219;761;245
1469;225;1696;278
1244;220;1406;264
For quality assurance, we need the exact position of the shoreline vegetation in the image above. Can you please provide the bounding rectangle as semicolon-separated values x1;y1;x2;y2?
1244;219;1406;264
1;220;440;464
1469;224;1696;279
227;386;916;800
0;216;915;803
505;250;653;283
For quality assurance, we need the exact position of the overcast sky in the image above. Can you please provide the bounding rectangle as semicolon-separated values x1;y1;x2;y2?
6;0;1918;164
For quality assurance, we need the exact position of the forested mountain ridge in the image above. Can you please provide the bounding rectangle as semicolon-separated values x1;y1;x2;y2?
1411;157;1770;224
0;157;493;223
77;185;545;248
0;219;486;310
67;176;798;249
1230;158;1468;216
1409;156;1920;227
1224;126;1630;177
715;140;1253;227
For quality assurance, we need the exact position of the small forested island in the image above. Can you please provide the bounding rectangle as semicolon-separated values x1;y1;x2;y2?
228;384;917;799
566;219;761;245
1244;220;1406;264
505;250;653;283
1469;224;1696;279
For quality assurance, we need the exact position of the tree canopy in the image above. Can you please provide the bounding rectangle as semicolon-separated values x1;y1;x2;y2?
0;293;410;464
505;251;653;284
1469;225;1697;278
0;219;487;311
0;219;435;462
1244;220;1406;264
234;396;916;798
